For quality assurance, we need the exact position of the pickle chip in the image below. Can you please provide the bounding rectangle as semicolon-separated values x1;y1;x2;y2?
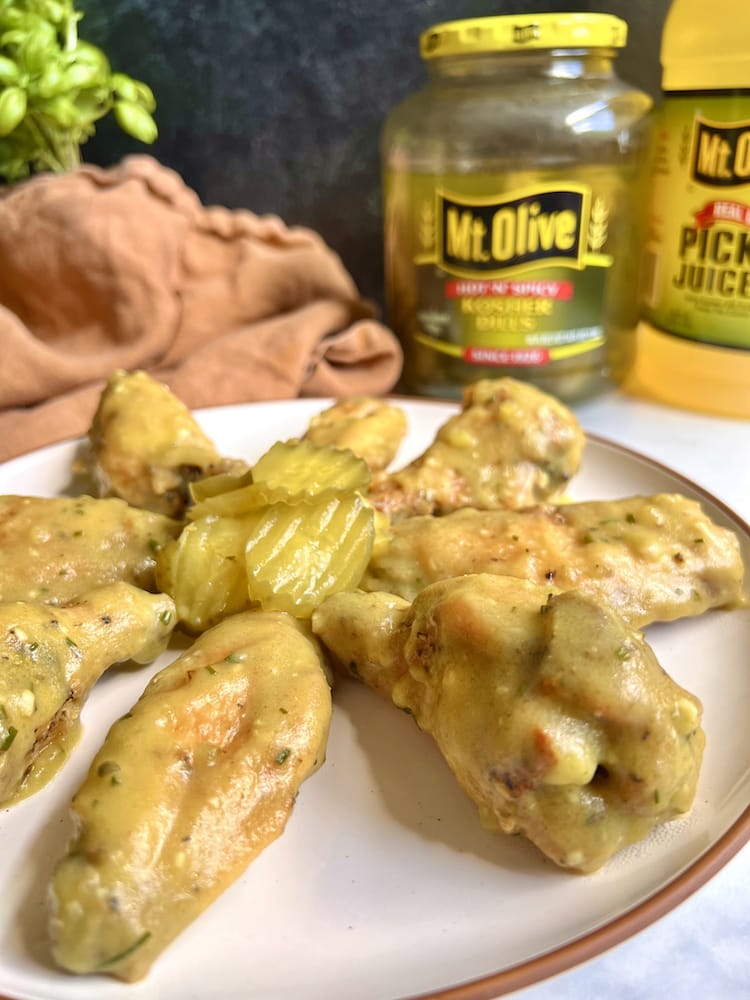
164;439;376;626
188;439;371;520
245;492;375;618
189;468;254;504
189;481;293;520
252;439;370;496
156;514;262;632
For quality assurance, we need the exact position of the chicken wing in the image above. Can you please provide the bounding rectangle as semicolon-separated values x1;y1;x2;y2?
312;575;705;873
49;610;331;982
84;369;246;517
303;395;408;474
0;582;175;806
0;494;180;604
367;377;584;518
361;493;746;626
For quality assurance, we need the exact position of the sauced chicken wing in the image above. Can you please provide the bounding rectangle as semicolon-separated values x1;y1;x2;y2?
303;395;408;474
0;582;175;806
84;370;246;518
367;377;584;519
312;575;705;873
49;610;332;982
0;495;180;604
362;493;746;627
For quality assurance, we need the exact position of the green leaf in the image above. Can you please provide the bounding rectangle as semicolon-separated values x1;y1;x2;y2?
111;76;156;114
0;10;34;31
0;85;27;136
39;0;67;25
37;95;79;127
62;60;102;90
0;55;20;85
19;27;56;75
114;99;157;144
34;63;66;98
69;40;109;74
131;79;156;113
0;724;18;752
110;71;139;103
0;28;29;48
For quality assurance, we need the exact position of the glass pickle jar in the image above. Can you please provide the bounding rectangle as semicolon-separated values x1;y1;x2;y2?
382;13;653;402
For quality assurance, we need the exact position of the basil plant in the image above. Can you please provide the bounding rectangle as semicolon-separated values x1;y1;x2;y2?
0;0;157;182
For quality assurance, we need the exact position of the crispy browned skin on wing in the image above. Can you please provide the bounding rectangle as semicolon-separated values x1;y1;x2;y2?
0;583;175;806
303;396;408;474
0;495;180;604
85;370;246;517
362;493;746;626
367;378;584;519
312;575;705;873
49;611;331;982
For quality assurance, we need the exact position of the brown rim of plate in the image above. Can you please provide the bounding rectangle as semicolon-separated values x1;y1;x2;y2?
410;794;750;1000
406;429;750;1000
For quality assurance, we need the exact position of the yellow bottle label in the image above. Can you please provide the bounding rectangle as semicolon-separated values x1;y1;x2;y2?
643;95;750;350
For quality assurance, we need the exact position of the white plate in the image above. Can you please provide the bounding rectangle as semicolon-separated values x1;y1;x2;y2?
0;397;749;1000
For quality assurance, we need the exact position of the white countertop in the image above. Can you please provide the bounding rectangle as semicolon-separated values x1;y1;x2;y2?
514;388;750;1000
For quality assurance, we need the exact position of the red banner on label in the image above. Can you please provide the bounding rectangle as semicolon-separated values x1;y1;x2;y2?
694;200;750;229
464;346;550;367
445;280;574;300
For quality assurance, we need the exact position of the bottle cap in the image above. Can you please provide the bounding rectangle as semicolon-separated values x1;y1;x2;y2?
661;0;750;90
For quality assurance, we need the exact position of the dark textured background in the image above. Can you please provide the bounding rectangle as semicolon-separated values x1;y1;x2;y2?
77;0;670;309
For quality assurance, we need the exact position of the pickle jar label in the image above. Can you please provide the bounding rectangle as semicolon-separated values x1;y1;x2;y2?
401;179;613;368
644;99;750;350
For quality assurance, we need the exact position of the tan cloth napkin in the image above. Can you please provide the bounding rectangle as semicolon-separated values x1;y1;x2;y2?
0;155;402;462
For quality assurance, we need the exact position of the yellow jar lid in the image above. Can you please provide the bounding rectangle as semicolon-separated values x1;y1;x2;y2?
420;13;628;59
